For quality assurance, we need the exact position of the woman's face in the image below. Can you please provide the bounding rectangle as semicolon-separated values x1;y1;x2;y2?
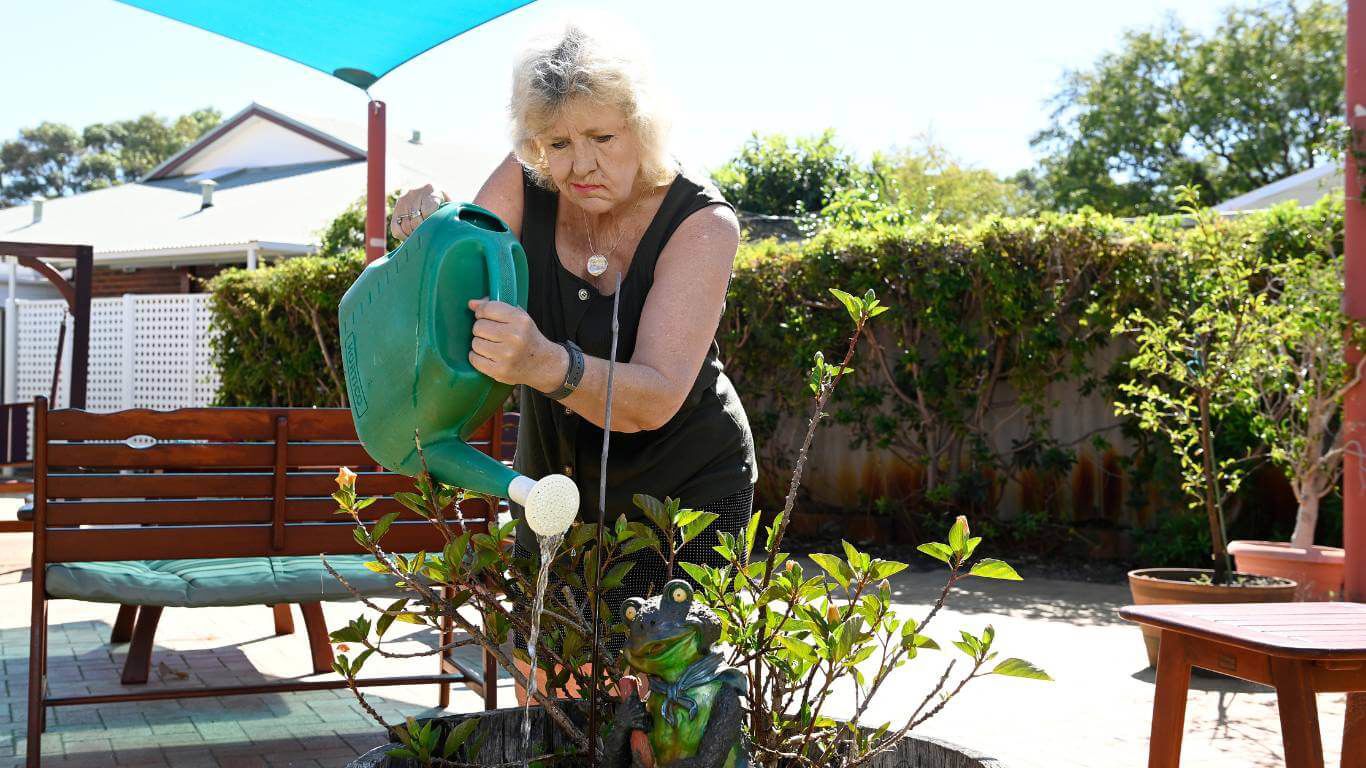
539;98;641;215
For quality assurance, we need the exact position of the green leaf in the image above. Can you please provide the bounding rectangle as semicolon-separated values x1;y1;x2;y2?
393;492;427;516
680;511;720;546
743;509;762;560
968;558;1022;580
809;553;851;590
870;560;908;580
962;536;982;560
441;717;480;758
830;287;862;324
376;598;408;638
678;561;712;587
992;657;1052;681
371;511;400;543
917;542;953;564
350;649;374;676
601;561;635;592
673;508;704;528
632;494;670;534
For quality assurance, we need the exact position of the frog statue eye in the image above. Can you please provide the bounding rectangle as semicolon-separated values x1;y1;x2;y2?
665;579;693;604
622;597;643;623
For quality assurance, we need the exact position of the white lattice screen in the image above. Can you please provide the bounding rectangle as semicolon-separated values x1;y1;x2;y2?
13;294;220;412
14;301;71;408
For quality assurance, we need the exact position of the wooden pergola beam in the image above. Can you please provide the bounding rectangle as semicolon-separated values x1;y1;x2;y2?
0;241;93;409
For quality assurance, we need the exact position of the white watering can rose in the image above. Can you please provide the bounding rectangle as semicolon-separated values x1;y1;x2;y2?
511;474;580;536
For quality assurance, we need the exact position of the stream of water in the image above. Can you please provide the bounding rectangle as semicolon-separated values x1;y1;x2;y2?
520;531;563;761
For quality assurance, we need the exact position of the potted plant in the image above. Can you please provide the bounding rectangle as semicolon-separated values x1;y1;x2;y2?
1113;188;1296;667
1227;218;1366;600
329;288;1049;767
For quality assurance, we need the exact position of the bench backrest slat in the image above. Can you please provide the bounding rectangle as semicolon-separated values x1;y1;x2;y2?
46;471;419;499
44;496;447;526
35;398;496;563
45;408;495;443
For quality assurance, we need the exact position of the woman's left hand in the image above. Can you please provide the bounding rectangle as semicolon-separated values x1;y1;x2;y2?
467;299;564;389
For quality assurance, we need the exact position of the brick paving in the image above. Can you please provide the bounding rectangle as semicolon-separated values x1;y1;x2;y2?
0;514;1349;767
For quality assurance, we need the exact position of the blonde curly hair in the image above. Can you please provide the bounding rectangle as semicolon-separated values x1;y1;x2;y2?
509;22;675;191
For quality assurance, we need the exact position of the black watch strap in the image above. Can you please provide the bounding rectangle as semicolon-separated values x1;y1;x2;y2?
547;340;584;401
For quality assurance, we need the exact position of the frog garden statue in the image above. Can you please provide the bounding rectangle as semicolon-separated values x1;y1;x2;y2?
604;579;747;768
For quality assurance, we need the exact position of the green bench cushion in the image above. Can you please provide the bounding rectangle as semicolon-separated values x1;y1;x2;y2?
45;555;407;608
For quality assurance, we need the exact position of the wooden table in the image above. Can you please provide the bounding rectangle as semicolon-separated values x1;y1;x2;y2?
1121;602;1366;768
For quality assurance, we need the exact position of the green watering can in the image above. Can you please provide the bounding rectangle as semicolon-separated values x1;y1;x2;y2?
339;202;578;536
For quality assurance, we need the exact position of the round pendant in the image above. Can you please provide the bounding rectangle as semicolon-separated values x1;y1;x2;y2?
586;254;609;277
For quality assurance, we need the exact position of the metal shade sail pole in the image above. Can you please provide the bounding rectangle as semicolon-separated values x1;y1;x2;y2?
1345;0;1366;603
1343;1;1366;761
365;100;387;264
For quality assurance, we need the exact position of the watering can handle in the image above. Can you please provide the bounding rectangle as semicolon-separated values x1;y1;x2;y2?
457;202;517;308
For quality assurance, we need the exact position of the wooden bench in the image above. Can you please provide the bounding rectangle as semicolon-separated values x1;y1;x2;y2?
26;397;502;767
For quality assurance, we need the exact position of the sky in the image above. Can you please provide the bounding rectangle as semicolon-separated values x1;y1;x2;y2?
3;0;1238;179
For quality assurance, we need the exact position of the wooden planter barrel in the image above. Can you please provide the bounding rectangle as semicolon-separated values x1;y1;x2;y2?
346;705;1006;768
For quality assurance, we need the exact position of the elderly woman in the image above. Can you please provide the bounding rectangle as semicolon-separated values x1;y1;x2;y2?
389;23;755;663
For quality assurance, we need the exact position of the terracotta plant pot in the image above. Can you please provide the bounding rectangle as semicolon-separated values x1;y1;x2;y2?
1228;540;1344;601
1127;568;1297;667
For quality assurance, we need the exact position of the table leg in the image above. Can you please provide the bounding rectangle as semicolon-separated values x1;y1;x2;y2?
1270;657;1324;768
1148;630;1191;768
1344;692;1366;768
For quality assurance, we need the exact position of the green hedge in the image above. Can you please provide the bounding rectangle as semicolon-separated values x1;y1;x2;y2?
205;197;1344;549
206;251;362;406
721;197;1342;537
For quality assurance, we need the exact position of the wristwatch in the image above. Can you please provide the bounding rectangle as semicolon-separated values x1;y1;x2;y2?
547;340;584;401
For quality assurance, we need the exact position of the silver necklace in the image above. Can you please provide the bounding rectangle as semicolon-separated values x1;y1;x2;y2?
581;195;642;278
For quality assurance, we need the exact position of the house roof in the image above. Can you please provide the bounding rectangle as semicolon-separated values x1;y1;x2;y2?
0;103;503;267
1214;163;1344;212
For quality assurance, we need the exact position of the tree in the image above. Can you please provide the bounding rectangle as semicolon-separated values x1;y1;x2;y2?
315;192;401;258
1030;0;1344;215
711;130;867;217
713;131;1026;227
871;140;1031;222
0;107;221;207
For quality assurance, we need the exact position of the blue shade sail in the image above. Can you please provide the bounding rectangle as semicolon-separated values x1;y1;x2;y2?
114;0;536;89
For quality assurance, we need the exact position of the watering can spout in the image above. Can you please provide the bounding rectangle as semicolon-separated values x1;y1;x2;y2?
418;437;518;501
420;440;578;536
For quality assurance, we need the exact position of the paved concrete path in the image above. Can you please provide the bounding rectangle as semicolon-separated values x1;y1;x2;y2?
0;526;1343;767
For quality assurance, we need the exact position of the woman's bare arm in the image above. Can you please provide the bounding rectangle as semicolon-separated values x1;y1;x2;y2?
472;154;526;239
391;154;524;240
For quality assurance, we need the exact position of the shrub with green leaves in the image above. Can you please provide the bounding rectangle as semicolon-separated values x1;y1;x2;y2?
1113;187;1283;583
206;251;362;406
326;288;1048;767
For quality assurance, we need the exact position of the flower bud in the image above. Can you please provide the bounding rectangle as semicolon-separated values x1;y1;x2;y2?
335;466;358;488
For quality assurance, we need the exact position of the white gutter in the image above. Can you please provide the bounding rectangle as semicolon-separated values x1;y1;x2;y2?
92;241;316;268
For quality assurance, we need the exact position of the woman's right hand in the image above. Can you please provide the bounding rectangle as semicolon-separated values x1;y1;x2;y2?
390;183;449;241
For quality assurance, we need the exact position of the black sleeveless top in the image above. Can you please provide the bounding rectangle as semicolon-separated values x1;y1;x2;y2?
513;168;757;532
